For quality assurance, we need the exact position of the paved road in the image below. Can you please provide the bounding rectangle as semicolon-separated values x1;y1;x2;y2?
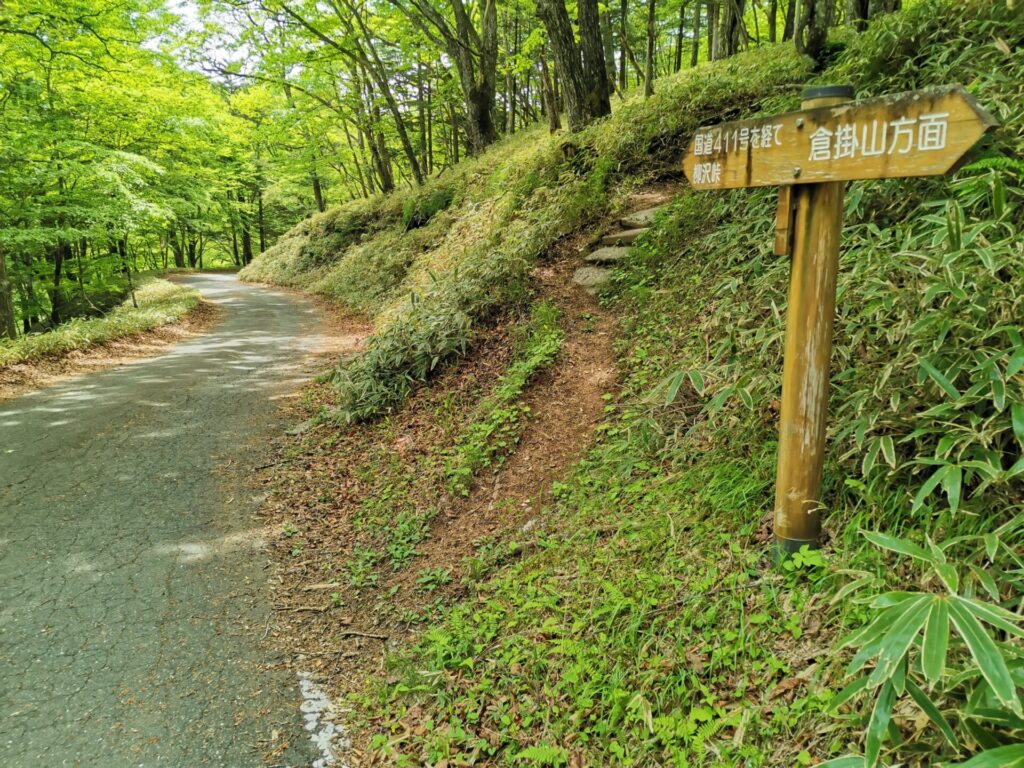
0;274;326;767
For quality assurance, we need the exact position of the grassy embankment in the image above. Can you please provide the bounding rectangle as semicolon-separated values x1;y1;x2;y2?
0;276;201;368
245;1;1023;765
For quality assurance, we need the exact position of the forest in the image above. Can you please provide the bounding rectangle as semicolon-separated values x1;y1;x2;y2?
0;0;896;339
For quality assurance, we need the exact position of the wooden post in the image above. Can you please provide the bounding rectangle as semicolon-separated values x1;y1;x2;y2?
772;85;853;560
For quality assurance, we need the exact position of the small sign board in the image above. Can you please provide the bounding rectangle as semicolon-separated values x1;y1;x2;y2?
683;85;997;190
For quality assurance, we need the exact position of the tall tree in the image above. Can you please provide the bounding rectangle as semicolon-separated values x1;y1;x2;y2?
391;0;499;154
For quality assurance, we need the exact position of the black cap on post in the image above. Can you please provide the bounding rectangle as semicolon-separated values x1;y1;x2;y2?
801;85;855;101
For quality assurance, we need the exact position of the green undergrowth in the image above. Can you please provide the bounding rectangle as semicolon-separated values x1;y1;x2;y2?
243;43;810;423
0;276;201;368
446;302;564;496
361;2;1024;766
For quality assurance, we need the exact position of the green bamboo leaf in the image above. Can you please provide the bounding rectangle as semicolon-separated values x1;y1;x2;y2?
829;675;869;713
906;677;960;750
941;464;962;514
831;575;876;605
880;435;896;469
862;439;881;477
912;465;949;512
817;758;865;768
991;377;1006;412
968;707;1024;730
867;598;931;688
1012;404;1024;449
687;369;706;395
664;370;686;405
862;531;933;562
933;561;960;594
845;604;920;676
984;533;998;561
968;564;1000;601
944;744;1024;767
872;591;923;609
1008;348;1024;377
948;598;1022;715
866;681;896;768
955;596;1024;638
922;599;949;685
1008;456;1024;479
920;359;961;400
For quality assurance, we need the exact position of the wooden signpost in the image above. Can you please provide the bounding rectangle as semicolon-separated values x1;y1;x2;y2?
682;84;999;560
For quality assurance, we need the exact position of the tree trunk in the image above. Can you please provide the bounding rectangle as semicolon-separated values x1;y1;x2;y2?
446;0;498;154
707;0;718;58
343;120;370;197
312;171;326;212
417;61;428;171
578;0;612;117
795;0;832;62
601;6;617;90
782;0;795;41
49;241;68;326
691;1;702;65
644;0;657;97
848;0;869;31
506;68;517;134
0;247;16;340
539;45;562;132
231;221;240;267
346;12;425;183
674;1;687;71
240;220;253;266
450;105;460;163
426;79;434;174
618;0;628;91
713;0;745;59
257;191;266;253
768;0;778;41
536;0;592;131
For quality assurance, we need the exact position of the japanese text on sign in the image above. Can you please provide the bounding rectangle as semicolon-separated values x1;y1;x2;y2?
693;123;784;156
807;113;949;161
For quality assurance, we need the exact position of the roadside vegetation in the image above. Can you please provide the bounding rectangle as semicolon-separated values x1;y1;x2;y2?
0;276;201;368
344;3;1023;767
244;0;1024;765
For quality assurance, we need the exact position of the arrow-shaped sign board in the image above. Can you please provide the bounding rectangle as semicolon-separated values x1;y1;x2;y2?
683;85;997;190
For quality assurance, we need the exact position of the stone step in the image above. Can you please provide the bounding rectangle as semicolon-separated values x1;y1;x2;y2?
572;266;612;294
585;246;630;265
620;206;663;229
600;227;648;246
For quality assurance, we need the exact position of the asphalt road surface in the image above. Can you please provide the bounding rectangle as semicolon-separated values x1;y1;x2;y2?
0;274;327;767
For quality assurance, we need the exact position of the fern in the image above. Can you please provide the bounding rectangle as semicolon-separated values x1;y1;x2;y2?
959;152;1024;175
513;744;569;765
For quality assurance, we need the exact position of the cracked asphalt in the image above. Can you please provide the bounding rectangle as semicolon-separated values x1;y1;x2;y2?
1;274;325;767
